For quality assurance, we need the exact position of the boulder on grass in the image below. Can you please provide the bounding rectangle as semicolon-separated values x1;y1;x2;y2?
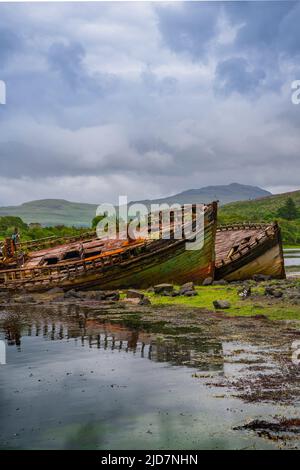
212;279;228;286
213;300;231;310
179;282;194;295
264;287;283;298
181;281;194;290
202;277;213;286
172;291;180;297
184;290;198;297
273;290;283;299
127;290;144;300
162;291;173;297
154;284;174;294
265;286;274;296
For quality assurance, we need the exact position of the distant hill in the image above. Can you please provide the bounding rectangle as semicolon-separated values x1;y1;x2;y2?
0;199;98;227
0;183;271;226
131;183;271;208
219;190;300;245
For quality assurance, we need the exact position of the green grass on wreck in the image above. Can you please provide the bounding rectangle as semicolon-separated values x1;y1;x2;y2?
142;284;300;322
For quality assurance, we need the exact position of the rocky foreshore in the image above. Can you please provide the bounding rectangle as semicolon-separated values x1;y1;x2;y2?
1;277;300;320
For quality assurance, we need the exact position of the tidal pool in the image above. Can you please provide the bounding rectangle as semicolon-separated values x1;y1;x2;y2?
0;306;298;450
284;249;300;276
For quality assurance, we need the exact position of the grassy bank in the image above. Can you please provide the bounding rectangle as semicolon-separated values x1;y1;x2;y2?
142;284;300;321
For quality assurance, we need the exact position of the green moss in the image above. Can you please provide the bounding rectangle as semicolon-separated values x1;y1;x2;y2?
143;285;300;322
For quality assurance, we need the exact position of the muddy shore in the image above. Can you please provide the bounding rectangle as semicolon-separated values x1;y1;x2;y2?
1;278;300;448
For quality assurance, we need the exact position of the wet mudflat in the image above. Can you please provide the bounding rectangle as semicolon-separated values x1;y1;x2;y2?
0;301;300;450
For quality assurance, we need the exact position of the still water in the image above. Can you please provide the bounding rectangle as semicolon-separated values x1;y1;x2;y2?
284;249;300;276
0;307;295;450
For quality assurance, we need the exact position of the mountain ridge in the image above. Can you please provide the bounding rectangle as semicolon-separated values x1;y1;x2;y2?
130;183;271;208
0;183;271;226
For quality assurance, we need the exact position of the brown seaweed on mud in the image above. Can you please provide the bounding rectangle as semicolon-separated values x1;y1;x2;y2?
208;352;300;405
233;418;300;443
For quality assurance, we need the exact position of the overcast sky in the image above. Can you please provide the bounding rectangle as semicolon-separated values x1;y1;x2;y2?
0;1;300;206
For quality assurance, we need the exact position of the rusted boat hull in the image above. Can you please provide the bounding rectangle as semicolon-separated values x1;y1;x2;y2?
0;203;217;292
215;223;285;281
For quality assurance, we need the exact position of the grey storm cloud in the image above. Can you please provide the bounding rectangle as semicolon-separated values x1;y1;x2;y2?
156;2;300;59
224;1;300;55
156;2;221;59
215;57;266;96
48;42;86;88
0;28;20;63
0;1;300;206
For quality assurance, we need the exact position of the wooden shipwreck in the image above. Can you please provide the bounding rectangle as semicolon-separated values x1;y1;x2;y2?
0;203;218;292
0;204;286;292
215;222;285;281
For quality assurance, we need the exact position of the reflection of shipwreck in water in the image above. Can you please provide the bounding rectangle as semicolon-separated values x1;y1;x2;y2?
1;315;223;372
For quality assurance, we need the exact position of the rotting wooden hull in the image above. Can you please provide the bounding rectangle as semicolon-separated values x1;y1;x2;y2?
0;203;217;292
0;232;97;271
215;223;285;281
